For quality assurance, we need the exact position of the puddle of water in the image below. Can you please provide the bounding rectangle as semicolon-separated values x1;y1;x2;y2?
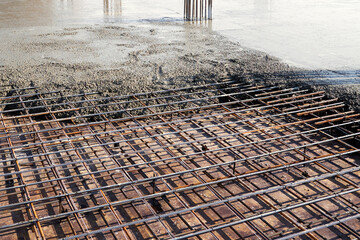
0;0;359;70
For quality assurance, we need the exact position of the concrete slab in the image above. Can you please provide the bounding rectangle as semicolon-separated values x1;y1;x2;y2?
1;0;359;70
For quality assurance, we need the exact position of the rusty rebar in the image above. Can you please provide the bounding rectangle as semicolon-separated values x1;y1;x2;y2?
1;81;360;239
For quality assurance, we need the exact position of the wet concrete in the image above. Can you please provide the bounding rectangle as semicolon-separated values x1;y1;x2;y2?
0;0;359;111
0;21;296;97
1;0;359;70
212;0;360;70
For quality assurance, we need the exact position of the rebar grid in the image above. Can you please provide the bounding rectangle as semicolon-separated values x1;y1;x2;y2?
1;81;360;240
184;0;213;21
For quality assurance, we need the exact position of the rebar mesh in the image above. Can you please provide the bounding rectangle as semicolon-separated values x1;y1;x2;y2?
1;81;360;239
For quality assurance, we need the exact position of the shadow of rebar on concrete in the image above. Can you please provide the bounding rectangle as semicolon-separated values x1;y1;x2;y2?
184;0;212;21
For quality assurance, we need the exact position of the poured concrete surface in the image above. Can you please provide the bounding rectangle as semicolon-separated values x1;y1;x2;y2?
0;22;296;98
1;0;360;70
212;0;360;70
0;0;360;111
